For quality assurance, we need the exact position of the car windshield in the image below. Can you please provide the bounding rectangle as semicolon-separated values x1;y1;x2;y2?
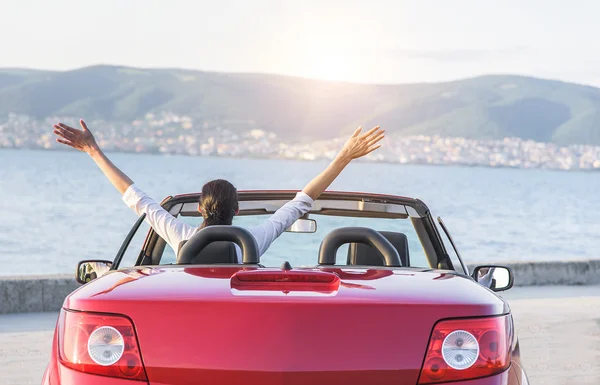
157;195;432;269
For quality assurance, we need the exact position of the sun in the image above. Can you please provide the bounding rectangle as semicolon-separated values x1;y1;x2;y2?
308;54;355;82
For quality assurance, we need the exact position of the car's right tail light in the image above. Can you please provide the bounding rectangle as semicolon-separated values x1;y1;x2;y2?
418;314;513;384
57;308;147;381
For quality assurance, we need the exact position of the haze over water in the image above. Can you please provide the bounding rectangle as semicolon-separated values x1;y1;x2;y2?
1;148;599;276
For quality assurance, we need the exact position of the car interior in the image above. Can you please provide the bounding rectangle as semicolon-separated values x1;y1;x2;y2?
173;220;412;267
120;192;460;273
347;231;410;267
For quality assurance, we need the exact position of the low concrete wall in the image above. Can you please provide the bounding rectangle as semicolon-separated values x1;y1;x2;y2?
1;259;599;314
466;259;600;286
0;275;79;315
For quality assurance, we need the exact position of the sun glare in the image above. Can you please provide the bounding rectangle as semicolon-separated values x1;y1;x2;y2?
308;54;355;82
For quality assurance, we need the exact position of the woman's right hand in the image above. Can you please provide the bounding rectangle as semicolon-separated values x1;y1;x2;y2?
53;119;99;154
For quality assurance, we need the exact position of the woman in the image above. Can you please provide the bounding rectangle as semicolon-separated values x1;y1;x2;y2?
52;120;384;262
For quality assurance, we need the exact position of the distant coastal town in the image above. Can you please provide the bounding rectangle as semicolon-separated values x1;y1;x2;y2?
2;112;600;171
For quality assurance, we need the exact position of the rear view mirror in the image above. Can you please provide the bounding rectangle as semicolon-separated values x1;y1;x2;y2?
472;265;514;292
76;260;113;284
285;218;317;233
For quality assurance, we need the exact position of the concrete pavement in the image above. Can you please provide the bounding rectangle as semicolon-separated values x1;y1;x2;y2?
1;286;599;385
499;286;600;385
0;312;57;385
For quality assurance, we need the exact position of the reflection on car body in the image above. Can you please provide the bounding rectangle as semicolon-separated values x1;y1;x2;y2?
43;191;528;385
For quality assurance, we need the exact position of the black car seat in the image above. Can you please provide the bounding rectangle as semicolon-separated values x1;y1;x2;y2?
177;240;237;264
346;231;410;267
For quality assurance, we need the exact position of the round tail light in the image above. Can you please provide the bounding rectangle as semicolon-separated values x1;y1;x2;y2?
421;357;448;381
441;330;479;370
87;326;125;366
479;329;502;361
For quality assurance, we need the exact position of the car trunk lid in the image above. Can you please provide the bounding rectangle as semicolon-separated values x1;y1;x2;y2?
65;266;506;385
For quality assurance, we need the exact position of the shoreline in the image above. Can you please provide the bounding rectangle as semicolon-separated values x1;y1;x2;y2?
2;257;599;279
2;146;600;174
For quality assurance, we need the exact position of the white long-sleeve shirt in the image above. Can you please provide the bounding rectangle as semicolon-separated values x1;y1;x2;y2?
122;184;314;263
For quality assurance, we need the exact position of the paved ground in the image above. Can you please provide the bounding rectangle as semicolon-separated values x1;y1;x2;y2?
0;312;58;385
0;286;599;385
499;286;600;385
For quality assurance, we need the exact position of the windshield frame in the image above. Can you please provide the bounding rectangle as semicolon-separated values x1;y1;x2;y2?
119;190;458;272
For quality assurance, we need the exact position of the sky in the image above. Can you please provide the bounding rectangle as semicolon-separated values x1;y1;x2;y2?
2;0;600;86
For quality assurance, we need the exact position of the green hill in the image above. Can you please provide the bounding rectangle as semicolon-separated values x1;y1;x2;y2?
1;65;599;145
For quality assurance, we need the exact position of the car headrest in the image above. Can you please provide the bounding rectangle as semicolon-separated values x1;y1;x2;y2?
346;231;410;267
177;240;237;264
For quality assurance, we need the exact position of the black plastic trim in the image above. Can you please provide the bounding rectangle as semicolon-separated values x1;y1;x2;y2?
437;216;469;275
177;225;260;264
318;227;402;267
112;214;147;270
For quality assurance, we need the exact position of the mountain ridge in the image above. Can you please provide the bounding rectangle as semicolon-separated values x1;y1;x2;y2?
1;65;599;145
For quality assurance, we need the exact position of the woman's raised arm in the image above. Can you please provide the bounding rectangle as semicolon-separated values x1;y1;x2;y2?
52;119;196;252
302;125;385;200
53;119;133;194
247;125;385;256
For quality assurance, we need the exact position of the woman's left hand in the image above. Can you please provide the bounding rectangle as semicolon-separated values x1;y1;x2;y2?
337;125;385;162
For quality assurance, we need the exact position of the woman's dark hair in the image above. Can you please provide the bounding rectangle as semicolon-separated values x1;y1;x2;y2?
199;179;239;227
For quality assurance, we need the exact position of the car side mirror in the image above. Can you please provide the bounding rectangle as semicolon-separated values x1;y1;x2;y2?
472;265;514;292
76;260;113;284
285;218;317;233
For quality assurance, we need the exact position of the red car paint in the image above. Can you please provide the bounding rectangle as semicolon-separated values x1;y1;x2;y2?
43;266;525;385
42;191;528;385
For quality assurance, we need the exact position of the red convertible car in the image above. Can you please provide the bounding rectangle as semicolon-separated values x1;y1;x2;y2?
42;190;529;385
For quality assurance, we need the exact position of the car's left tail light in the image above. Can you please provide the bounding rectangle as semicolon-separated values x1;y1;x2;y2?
57;308;147;381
